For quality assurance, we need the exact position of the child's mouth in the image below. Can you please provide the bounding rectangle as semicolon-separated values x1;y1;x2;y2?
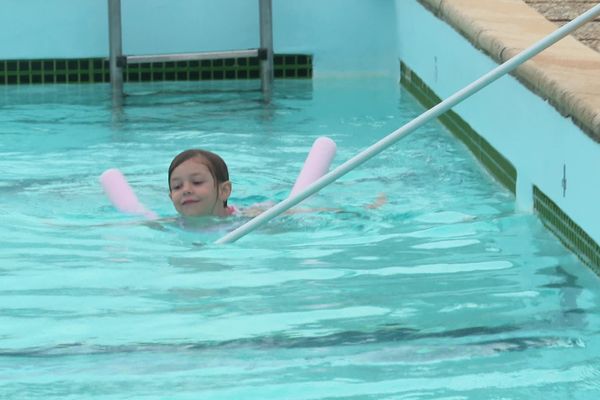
182;199;199;206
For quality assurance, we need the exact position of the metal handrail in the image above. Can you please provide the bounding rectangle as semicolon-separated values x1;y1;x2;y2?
124;49;264;65
216;2;600;244
108;0;273;97
259;0;274;95
108;0;123;103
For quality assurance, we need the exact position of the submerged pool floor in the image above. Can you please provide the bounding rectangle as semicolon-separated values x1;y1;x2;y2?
1;80;600;399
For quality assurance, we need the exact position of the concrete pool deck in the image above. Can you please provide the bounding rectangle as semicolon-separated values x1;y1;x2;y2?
524;0;600;53
418;0;600;142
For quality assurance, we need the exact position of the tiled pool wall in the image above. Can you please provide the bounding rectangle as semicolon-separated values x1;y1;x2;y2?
0;55;312;84
0;0;397;79
399;62;517;195
1;0;598;273
397;0;600;274
401;61;600;274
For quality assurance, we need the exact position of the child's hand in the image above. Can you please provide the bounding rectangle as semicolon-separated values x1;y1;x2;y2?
365;192;387;209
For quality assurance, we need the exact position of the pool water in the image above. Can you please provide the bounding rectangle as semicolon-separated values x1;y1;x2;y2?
1;79;600;399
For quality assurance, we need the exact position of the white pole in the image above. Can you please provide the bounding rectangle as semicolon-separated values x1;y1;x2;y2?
259;0;274;97
216;3;600;245
108;0;123;102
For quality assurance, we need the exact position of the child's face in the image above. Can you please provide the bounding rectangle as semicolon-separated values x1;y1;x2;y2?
168;157;231;217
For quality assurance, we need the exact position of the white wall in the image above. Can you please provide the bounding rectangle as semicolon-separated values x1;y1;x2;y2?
0;0;399;78
273;0;398;77
0;0;107;59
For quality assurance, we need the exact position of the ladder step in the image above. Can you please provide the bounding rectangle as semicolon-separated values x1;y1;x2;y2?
125;49;262;64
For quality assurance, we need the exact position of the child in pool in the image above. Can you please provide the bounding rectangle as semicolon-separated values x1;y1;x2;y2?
167;148;387;219
168;149;238;217
167;148;269;219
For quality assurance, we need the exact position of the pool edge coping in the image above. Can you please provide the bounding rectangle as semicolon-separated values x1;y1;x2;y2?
418;0;600;143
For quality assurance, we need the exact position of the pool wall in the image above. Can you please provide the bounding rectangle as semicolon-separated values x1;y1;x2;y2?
0;0;398;79
396;0;600;271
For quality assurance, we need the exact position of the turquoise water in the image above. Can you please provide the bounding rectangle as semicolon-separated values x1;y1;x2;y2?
1;79;600;399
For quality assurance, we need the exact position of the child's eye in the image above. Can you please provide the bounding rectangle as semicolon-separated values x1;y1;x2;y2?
193;181;204;186
172;183;182;190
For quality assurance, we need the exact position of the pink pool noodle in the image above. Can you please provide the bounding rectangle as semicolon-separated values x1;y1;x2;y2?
100;138;334;219
100;168;158;219
290;137;337;197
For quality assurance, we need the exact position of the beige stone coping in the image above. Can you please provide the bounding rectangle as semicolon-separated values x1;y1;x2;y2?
419;0;600;141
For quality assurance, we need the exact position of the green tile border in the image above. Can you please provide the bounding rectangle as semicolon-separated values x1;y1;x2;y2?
273;54;312;79
0;54;312;85
400;60;600;275
400;61;516;193
534;186;600;274
0;58;110;85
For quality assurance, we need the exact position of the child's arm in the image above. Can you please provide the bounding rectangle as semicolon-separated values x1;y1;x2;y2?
365;192;387;209
238;192;387;217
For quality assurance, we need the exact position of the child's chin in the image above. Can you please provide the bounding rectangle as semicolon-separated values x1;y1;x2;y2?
182;210;209;218
179;204;208;217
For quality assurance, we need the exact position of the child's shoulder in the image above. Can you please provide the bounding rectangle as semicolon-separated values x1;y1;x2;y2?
229;201;275;218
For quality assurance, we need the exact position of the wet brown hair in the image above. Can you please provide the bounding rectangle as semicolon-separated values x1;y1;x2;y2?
168;149;230;206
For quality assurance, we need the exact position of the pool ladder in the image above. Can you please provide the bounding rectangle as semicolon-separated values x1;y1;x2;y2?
107;0;274;101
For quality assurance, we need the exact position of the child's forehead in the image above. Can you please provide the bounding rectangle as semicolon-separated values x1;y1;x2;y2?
171;157;212;176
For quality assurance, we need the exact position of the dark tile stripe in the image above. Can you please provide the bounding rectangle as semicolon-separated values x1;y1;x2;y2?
0;54;312;84
534;187;600;274
400;61;517;193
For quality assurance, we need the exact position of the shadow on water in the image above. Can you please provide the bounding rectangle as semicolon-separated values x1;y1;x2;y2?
0;322;583;358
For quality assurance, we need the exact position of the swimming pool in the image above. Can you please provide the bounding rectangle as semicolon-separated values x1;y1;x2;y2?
1;78;600;398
